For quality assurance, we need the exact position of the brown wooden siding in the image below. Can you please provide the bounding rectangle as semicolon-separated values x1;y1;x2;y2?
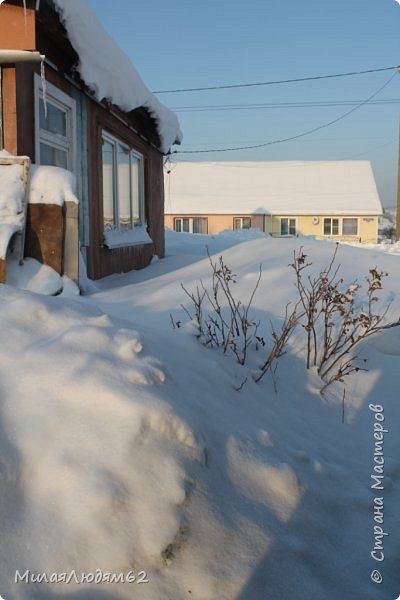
0;1;35;50
25;203;64;273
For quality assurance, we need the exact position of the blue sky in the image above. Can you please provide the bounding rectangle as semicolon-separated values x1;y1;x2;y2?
86;0;400;207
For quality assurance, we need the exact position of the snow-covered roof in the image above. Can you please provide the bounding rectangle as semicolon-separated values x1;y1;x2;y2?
165;161;383;216
52;0;182;154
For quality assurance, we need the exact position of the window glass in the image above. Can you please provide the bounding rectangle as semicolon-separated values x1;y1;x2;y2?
40;142;68;169
131;155;141;225
101;133;144;235
193;218;208;234
342;218;357;235
174;217;207;233
243;217;251;229
281;218;296;235
102;140;115;231
118;145;131;231
39;99;67;136
234;217;251;230
324;218;331;235
324;218;339;235
35;75;75;172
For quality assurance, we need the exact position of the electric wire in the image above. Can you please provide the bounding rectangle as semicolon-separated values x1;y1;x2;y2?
339;138;396;161
171;72;399;155
171;98;400;113
154;65;400;94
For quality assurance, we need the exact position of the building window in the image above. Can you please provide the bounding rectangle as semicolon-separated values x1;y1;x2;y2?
323;218;358;236
233;217;251;230
174;217;208;234
324;218;340;236
34;74;76;171
101;132;145;233
280;218;296;235
342;218;358;236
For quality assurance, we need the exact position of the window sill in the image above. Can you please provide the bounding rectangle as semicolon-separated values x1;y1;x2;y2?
103;226;153;249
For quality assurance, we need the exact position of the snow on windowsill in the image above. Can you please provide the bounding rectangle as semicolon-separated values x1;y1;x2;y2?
103;226;153;249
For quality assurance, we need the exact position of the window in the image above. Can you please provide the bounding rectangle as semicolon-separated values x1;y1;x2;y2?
280;218;296;235
174;217;208;234
324;218;340;236
323;218;358;236
233;217;251;230
34;74;76;171
101;132;145;233
342;218;358;236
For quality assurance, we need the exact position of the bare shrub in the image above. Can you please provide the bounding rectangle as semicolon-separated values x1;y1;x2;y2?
253;303;299;388
175;244;399;395
291;244;400;393
181;251;262;365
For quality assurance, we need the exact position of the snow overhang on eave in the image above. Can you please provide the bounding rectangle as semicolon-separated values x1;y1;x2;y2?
51;0;183;154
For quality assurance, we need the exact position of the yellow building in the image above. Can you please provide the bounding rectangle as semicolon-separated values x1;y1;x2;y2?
165;161;382;243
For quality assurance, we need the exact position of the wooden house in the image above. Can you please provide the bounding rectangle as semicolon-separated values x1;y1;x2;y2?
165;161;382;244
0;0;181;281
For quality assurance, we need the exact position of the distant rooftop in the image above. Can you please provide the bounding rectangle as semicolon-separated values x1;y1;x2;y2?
165;161;383;215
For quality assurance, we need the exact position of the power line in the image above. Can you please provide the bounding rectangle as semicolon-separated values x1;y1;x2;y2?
179;135;392;148
154;65;400;94
171;72;398;155
172;98;400;113
339;138;396;161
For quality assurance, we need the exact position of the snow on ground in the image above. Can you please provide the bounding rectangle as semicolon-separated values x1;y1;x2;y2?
6;256;63;295
0;230;399;599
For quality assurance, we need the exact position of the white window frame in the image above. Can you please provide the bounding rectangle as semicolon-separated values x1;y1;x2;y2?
101;130;145;234
233;217;251;230
324;218;340;236
323;218;358;236
174;217;208;234
280;217;296;236
34;73;76;173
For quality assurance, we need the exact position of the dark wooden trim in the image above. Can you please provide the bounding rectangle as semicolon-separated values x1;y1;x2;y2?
36;0;79;78
0;258;5;284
